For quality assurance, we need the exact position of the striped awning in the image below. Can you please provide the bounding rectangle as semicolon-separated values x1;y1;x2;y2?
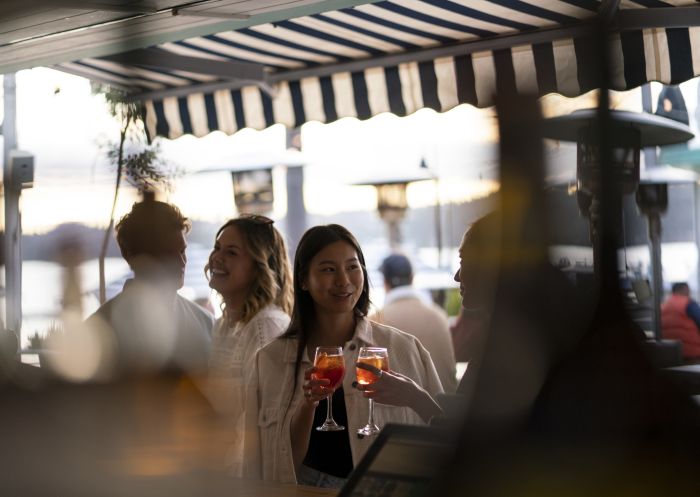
55;0;700;139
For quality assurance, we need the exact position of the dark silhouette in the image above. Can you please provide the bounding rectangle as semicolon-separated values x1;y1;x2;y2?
436;91;700;496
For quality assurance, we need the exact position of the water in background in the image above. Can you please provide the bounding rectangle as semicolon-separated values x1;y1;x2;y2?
19;242;219;349
20;257;128;348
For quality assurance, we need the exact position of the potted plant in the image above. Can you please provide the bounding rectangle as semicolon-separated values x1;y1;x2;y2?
28;322;64;368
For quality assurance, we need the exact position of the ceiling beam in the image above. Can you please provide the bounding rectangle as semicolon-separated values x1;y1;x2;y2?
51;1;160;14
123;5;700;104
53;64;132;92
125;22;597;102
0;0;382;75
54;2;251;20
597;0;621;24
102;48;265;81
173;8;249;20
615;6;700;30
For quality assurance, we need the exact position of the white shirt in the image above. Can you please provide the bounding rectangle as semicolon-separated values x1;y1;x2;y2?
206;304;290;474
85;279;213;374
373;286;458;393
242;317;443;483
209;304;290;383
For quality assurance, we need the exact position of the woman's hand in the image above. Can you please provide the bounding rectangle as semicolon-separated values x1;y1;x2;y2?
291;366;330;471
354;362;442;422
301;366;331;407
354;362;421;406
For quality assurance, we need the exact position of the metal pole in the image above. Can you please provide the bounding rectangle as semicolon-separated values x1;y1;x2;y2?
695;183;700;300
387;219;401;249
641;84;663;340
641;84;657;168
285;127;307;256
421;157;442;267
434;178;443;268
695;82;700;301
3;73;22;340
649;213;663;341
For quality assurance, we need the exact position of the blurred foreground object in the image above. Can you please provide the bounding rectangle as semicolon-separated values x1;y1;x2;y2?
0;374;256;496
84;199;213;379
436;87;700;496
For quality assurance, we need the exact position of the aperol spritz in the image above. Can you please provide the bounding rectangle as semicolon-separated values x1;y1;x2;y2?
356;347;389;436
313;346;345;431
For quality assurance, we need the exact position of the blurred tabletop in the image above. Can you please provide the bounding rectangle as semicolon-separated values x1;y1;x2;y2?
663;363;700;395
231;479;337;497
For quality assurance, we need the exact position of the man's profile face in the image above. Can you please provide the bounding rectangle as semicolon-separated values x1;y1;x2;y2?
454;225;499;312
455;231;480;310
130;229;187;290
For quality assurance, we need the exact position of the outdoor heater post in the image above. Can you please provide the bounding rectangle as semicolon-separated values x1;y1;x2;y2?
3;73;22;343
649;213;663;340
637;182;669;342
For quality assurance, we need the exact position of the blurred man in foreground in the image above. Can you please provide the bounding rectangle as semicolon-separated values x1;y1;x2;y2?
85;198;213;376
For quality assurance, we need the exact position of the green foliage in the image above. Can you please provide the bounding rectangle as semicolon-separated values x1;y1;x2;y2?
106;142;181;193
92;82;179;195
91;83;143;125
445;288;462;317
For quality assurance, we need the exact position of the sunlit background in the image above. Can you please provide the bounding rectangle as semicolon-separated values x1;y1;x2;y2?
3;66;700;349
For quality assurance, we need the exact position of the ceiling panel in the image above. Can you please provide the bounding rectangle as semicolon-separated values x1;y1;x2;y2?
0;0;356;74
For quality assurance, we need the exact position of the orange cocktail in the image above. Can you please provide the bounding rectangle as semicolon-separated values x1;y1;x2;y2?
356;347;388;437
356;355;389;385
313;346;345;431
313;353;346;390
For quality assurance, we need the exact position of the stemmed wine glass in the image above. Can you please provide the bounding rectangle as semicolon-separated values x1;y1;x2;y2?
356;347;389;437
312;346;346;431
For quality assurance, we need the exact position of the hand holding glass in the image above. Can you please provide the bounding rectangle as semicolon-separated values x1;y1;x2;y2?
312;346;345;431
356;347;389;437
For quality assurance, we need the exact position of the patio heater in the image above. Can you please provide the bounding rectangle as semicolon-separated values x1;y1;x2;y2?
231;167;274;215
542;109;693;340
355;177;425;249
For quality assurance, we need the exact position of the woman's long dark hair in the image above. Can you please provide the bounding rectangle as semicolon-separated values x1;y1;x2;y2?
284;224;371;401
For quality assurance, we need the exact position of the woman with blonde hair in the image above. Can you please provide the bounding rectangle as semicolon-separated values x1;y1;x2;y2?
205;214;293;473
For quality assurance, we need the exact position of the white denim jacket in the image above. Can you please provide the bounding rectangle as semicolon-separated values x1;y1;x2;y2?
242;317;444;483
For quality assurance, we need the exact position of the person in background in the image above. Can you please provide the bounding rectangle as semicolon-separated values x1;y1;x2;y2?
661;282;700;363
443;210;700;496
85;198;213;376
243;224;443;488
654;84;689;126
206;214;293;473
452;211;586;405
372;253;457;393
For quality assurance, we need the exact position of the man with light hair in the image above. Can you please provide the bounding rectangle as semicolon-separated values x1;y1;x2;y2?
85;197;213;376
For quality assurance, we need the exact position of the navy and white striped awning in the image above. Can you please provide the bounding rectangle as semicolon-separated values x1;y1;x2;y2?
55;0;700;139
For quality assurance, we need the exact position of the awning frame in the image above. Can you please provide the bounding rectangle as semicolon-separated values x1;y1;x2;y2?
122;4;700;103
0;0;381;75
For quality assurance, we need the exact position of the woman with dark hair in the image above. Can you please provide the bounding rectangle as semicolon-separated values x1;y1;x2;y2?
243;224;443;487
205;214;293;474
